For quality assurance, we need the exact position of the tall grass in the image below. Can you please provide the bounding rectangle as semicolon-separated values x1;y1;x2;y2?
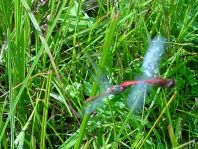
0;0;197;148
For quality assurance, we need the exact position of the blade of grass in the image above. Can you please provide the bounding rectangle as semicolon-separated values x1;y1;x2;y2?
74;114;90;149
175;117;182;142
40;70;52;149
168;124;178;148
0;0;68;141
20;0;61;80
7;27;14;148
0;100;8;149
138;92;177;148
14;103;36;148
173;140;195;149
74;10;119;149
99;12;119;70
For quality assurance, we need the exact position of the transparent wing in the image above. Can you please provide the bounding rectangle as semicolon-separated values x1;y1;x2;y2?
84;84;124;114
142;36;166;78
83;69;114;114
128;36;166;113
85;94;109;114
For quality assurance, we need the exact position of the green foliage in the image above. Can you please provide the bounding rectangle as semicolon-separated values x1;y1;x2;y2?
0;0;197;148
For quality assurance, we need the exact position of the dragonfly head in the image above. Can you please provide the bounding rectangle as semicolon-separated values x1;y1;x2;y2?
107;85;125;94
166;79;175;87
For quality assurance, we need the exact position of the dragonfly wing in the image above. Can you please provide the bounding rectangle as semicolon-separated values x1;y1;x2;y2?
85;75;112;114
142;36;166;77
128;36;166;112
85;92;110;114
128;83;149;113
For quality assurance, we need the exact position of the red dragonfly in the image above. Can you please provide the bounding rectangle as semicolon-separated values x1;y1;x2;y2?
85;36;175;114
85;77;175;102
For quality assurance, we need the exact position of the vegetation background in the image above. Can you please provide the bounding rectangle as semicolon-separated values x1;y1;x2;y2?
0;0;197;148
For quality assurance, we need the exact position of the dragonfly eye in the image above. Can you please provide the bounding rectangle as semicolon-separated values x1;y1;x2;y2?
166;79;175;87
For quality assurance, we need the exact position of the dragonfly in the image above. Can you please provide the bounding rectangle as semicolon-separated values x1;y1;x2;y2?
85;36;175;114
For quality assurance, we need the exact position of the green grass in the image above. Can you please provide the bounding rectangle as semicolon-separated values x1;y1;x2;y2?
0;0;197;148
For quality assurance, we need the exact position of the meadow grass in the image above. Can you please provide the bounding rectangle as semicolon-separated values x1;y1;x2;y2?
0;0;197;148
